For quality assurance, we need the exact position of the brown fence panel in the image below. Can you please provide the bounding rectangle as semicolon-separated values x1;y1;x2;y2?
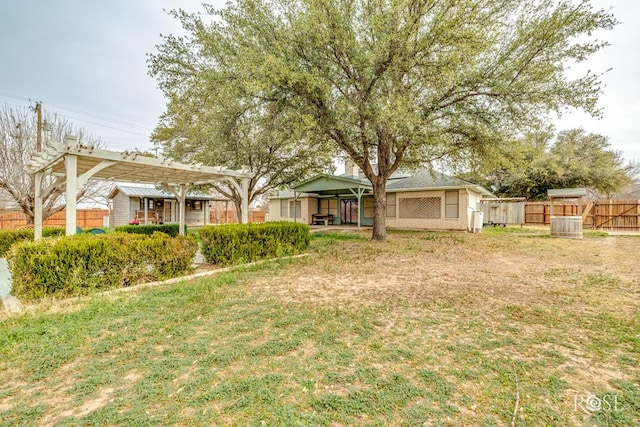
0;209;109;230
249;211;265;223
524;202;547;224
524;200;640;230
208;203;265;224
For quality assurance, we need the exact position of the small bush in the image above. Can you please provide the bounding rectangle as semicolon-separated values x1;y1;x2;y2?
7;232;198;301
200;222;310;266
115;223;184;237
0;228;65;257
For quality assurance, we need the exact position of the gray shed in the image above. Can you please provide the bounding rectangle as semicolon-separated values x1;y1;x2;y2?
480;198;526;226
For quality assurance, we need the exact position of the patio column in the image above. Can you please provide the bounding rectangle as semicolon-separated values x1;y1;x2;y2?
178;184;186;236
241;178;249;224
350;187;366;230
65;154;78;235
34;172;43;240
144;197;148;224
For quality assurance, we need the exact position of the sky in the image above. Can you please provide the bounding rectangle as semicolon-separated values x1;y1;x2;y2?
0;0;638;163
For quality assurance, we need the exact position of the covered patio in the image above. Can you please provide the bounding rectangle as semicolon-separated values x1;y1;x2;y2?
26;137;251;238
291;174;373;228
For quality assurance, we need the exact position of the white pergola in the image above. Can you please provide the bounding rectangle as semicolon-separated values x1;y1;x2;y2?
26;137;251;239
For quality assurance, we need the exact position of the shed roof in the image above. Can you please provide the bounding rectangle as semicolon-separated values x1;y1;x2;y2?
108;185;228;201
547;188;588;198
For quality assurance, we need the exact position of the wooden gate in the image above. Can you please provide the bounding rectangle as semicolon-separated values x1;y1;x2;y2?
589;200;640;230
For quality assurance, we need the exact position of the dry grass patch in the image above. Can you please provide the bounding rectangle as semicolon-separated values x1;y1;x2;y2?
0;228;638;426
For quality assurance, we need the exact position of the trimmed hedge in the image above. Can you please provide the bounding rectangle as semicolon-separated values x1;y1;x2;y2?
200;222;310;266
115;223;183;237
7;232;198;301
0;228;65;257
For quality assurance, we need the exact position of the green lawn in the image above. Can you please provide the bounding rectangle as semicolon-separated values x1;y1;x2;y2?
1;229;639;426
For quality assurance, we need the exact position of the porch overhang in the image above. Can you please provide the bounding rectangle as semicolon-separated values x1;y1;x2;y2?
290;174;373;229
291;174;372;196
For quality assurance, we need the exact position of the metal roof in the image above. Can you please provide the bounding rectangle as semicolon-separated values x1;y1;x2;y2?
109;185;228;201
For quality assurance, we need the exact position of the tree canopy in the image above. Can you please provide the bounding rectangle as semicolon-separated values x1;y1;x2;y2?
149;13;336;216
466;128;634;200
0;105;104;223
150;0;616;240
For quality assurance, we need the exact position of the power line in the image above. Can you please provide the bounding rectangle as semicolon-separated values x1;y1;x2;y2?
45;101;155;132
0;92;156;136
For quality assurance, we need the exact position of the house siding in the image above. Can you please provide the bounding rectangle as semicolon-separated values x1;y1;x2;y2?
268;197;317;224
386;190;473;231
184;201;209;226
111;189;214;227
112;192;134;227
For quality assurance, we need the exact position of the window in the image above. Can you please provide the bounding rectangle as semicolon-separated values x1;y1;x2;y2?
399;197;441;219
386;193;396;218
280;199;288;218
318;199;329;214
141;198;154;210
192;200;203;211
289;200;301;218
445;191;459;218
318;198;338;217
363;197;374;218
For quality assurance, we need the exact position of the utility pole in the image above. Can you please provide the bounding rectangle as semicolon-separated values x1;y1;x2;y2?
30;101;43;152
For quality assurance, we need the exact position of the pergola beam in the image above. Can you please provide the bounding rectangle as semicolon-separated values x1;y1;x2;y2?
28;140;251;237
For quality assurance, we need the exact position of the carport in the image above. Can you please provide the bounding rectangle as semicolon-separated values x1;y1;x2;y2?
26;137;251;239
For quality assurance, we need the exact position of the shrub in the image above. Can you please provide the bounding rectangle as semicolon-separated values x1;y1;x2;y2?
115;223;183;237
7;232;198;301
0;228;65;257
200;222;310;266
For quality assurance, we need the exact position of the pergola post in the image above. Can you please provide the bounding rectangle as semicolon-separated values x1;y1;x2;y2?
34;172;43;240
178;184;187;236
65;154;78;235
241;178;249;224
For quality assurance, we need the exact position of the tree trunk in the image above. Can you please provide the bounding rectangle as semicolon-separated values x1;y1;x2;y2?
371;177;387;241
233;198;243;223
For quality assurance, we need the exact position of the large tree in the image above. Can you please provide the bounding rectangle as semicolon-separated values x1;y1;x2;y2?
469;128;634;200
151;0;615;240
149;18;336;217
0;105;105;223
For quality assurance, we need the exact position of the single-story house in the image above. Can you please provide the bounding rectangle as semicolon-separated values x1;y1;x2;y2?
268;166;493;231
108;185;227;227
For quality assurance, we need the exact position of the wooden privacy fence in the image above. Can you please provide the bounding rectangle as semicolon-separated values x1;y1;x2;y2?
209;206;265;224
524;203;578;225
0;209;109;230
524;200;640;230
